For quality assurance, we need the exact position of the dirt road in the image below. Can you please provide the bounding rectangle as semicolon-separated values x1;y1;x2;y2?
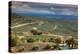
11;22;37;29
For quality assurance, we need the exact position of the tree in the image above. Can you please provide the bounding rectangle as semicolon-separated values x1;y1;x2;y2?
54;38;61;44
30;27;37;35
65;38;77;49
30;27;42;35
11;32;20;47
53;38;61;50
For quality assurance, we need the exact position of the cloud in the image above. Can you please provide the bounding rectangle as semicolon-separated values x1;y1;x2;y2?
12;6;76;16
12;1;32;9
11;1;77;16
50;7;55;10
59;9;76;15
50;8;77;15
12;6;55;15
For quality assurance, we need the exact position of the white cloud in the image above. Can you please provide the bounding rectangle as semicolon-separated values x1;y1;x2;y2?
50;7;55;10
60;11;74;15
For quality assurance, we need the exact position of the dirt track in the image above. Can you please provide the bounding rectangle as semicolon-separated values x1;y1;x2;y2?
11;22;37;29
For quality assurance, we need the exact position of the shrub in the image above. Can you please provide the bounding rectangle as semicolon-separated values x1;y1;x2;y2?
49;45;55;50
30;28;37;35
43;44;51;50
53;45;61;50
54;38;61;44
31;46;39;51
48;38;54;42
27;38;35;43
17;48;24;52
11;33;20;47
42;39;46;42
30;28;42;35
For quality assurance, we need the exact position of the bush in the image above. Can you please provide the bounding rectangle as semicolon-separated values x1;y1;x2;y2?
48;38;54;42
43;44;51;50
30;29;37;35
11;38;16;47
54;38;61;44
42;44;61;50
27;38;35;43
42;39;46;42
53;45;61;50
17;48;24;52
30;28;42;35
11;33;20;47
31;46;39;51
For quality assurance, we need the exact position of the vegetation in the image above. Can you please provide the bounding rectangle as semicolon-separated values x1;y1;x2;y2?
11;14;77;37
48;38;55;42
65;38;78;49
27;38;35;43
31;46;39;51
54;38;61;44
11;32;20;47
30;27;42;35
10;14;78;52
43;44;51;50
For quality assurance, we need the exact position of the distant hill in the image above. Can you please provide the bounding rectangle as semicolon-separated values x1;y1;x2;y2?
13;13;77;21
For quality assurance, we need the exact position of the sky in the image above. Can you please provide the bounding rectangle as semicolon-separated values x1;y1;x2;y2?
11;1;78;18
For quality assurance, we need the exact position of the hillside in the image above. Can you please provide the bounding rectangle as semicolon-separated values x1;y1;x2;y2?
10;14;77;38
